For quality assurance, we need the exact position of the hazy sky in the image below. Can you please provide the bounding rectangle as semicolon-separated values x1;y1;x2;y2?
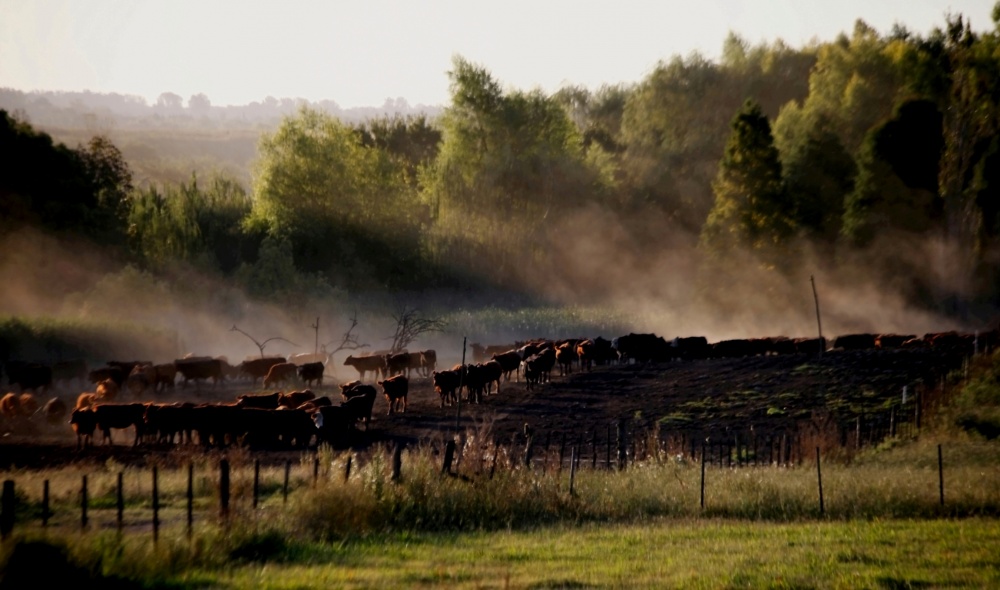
1;0;995;108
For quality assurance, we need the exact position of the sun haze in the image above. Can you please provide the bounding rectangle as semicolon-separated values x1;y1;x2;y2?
1;0;994;108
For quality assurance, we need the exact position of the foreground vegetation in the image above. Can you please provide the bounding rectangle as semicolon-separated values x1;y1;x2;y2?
3;350;1000;586
4;517;999;589
1;433;998;587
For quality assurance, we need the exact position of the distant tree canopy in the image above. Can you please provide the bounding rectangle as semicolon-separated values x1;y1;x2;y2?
0;110;132;244
6;8;1000;315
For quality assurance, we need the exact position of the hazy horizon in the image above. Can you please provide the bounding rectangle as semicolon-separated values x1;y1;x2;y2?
1;0;995;109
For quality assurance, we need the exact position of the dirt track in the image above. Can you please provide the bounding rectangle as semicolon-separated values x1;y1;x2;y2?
0;348;968;469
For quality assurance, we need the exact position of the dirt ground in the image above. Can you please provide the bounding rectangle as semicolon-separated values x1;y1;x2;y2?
0;348;968;469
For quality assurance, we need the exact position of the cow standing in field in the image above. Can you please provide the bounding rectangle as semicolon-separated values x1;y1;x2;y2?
432;369;462;408
419;350;437;377
378;375;408;415
263;362;297;388
279;390;316;410
43;397;67;425
175;357;224;387
344;354;387;382
0;393;21;420
298;362;325;387
70;407;97;449
491;350;522;382
94;403;148;446
238;357;287;385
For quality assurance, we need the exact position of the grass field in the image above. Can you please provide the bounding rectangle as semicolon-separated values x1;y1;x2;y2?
5;517;999;588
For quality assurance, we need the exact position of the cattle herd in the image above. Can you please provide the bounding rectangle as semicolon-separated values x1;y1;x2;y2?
0;328;992;451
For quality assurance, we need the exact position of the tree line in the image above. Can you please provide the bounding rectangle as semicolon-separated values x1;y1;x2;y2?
3;10;1000;318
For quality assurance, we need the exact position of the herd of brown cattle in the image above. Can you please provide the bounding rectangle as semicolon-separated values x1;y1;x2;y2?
0;329;992;450
59;378;401;450
431;329;993;409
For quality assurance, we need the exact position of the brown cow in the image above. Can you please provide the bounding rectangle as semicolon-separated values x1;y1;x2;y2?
297;362;325;387
555;343;576;376
340;381;376;403
95;378;119;402
432;369;461;407
385;352;412;377
875;334;917;350
43;397;68;425
419;350;437;377
94;403;147;446
471;343;516;364
153;363;177;391
491;351;522;382
175;357;224;387
238;357;286;385
342;387;377;431
833;333;877;351
344;354;387;381
575;339;595;371
0;393;21;420
263;362;297;388
75;392;97;410
236;392;282;409
70;407;97;449
18;393;39;417
126;364;156;397
377;375;408;415
279;389;316;410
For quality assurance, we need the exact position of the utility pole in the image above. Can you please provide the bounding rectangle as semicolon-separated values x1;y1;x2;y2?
311;317;320;354
811;275;823;357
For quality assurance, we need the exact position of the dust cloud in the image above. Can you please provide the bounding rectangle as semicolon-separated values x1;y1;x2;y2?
0;214;990;371
535;204;978;343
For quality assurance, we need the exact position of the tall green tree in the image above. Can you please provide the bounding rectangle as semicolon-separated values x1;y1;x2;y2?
249;107;421;288
422;56;594;283
701;100;794;256
842;99;944;245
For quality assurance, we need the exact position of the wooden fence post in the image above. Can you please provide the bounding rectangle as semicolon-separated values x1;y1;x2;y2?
187;463;194;537
81;475;88;529
313;456;320;485
442;440;456;475
569;447;578;497
938;444;945;507
344;455;353;482
116;472;124;530
591;430;598;469
558;433;566;472
700;444;706;511
616;419;627;471
253;459;260;509
523;435;534;470
152;466;160;543
42;480;50;527
392;442;403;482
816;447;824;516
1;480;14;540
283;461;291;503
606;424;611;469
219;459;230;519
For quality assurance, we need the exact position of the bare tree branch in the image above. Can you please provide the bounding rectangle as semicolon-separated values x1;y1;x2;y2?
386;305;447;354
323;312;370;356
230;325;299;359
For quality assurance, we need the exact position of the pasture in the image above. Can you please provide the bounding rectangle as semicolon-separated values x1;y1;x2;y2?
2;332;999;587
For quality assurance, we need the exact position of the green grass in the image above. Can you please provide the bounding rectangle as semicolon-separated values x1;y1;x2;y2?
5;518;999;588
